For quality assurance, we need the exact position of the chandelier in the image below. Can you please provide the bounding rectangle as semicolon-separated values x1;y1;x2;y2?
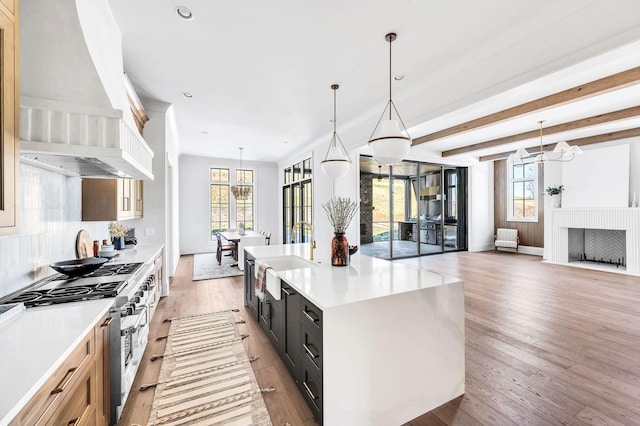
321;84;352;178
508;121;583;164
368;33;412;166
231;147;251;200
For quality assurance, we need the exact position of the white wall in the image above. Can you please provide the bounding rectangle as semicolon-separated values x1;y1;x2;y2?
179;155;279;254
130;99;181;294
468;161;495;252
543;162;562;259
165;107;181;279
562;144;630;208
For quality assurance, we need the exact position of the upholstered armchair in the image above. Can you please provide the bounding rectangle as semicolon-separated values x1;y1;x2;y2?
494;228;519;254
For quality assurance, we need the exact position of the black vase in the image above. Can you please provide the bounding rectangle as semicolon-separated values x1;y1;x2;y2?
113;236;125;250
331;233;349;266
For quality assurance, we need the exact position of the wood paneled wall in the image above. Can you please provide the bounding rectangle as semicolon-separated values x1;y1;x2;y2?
494;160;545;247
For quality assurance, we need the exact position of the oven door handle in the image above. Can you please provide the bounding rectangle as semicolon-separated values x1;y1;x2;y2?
120;306;148;336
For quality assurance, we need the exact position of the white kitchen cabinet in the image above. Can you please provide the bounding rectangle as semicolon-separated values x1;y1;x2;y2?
82;178;144;221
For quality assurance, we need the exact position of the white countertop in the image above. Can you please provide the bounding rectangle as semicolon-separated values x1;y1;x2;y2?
245;243;462;310
0;243;164;426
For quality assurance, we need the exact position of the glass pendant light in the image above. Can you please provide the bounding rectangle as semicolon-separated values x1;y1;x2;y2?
507;121;583;164
321;84;352;178
368;33;412;166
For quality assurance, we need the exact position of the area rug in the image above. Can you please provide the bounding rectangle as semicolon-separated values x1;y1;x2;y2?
192;253;243;281
145;310;273;425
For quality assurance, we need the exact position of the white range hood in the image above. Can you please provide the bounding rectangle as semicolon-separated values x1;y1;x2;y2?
19;0;153;180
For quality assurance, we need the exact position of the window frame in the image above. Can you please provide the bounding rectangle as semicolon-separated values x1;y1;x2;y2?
235;168;254;231
283;157;312;244
507;160;538;222
210;168;231;240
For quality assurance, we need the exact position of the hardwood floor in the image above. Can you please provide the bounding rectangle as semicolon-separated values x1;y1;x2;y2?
118;251;640;425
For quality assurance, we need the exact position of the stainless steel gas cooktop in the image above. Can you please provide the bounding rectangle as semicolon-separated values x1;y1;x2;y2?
0;262;143;307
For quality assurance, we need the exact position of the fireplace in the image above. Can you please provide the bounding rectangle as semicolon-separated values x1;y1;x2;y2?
568;228;626;269
550;208;640;275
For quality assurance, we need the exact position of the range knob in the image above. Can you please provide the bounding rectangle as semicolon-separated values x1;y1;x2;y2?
122;303;135;316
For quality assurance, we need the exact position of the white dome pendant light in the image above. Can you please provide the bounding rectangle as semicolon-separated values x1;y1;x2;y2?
368;33;412;166
321;84;352;178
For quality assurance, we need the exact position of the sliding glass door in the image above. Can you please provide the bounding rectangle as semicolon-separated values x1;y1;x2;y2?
359;156;467;259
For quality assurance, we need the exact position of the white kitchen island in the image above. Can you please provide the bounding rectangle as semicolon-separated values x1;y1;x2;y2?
244;243;465;425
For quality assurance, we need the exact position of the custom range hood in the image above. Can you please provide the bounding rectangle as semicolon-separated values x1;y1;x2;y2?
19;0;153;180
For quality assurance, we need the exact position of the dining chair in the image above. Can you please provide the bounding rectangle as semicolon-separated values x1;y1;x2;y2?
216;233;237;265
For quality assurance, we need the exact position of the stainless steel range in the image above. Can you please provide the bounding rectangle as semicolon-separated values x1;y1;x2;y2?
0;259;162;425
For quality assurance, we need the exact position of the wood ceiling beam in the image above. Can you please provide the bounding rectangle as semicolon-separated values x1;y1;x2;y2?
479;127;640;162
441;105;640;157
412;66;640;146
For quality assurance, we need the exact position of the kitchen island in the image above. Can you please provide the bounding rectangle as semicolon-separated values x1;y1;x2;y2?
244;243;465;425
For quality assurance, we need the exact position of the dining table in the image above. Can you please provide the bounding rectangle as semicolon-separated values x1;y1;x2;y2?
220;230;264;260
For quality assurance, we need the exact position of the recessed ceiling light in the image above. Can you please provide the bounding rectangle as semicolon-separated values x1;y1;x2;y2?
202;131;209;135
394;75;405;81
183;92;193;98
283;140;289;144
175;6;194;20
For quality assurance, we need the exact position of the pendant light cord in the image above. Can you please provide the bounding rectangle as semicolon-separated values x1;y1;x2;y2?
538;120;544;151
333;86;337;136
388;35;393;120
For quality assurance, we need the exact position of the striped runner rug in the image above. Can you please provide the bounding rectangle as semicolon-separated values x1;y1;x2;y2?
145;310;273;425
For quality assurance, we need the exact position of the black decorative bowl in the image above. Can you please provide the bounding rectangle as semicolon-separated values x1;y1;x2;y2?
50;257;108;277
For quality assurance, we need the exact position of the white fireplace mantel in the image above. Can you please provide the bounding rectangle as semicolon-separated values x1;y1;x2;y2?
550;208;640;275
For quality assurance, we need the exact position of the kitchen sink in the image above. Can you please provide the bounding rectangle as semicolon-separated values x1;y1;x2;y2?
257;255;314;273
255;255;314;300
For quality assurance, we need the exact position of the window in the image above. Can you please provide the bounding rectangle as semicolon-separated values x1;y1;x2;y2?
283;157;312;243
236;168;254;231
508;162;538;221
210;168;230;240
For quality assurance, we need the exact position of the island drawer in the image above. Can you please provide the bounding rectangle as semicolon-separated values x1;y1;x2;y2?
301;299;322;333
300;356;323;423
301;326;323;371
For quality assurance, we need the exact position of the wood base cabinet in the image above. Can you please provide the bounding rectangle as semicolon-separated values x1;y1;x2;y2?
0;0;19;235
10;313;111;426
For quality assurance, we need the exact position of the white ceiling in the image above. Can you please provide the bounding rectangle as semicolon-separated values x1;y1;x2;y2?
107;0;640;163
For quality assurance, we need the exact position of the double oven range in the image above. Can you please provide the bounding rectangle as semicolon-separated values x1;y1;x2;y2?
0;258;162;423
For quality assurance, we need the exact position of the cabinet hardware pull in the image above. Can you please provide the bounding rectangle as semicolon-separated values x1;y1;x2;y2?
101;317;113;327
303;343;318;359
302;310;318;323
51;367;78;395
282;288;293;296
302;381;318;400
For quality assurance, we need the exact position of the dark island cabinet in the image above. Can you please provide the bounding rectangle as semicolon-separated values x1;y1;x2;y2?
281;283;301;381
243;252;324;424
244;255;258;320
260;290;284;350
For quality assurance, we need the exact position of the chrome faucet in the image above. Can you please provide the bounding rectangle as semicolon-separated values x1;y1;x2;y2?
291;221;316;260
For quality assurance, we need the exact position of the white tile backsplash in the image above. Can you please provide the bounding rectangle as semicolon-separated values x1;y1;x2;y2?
0;164;110;298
